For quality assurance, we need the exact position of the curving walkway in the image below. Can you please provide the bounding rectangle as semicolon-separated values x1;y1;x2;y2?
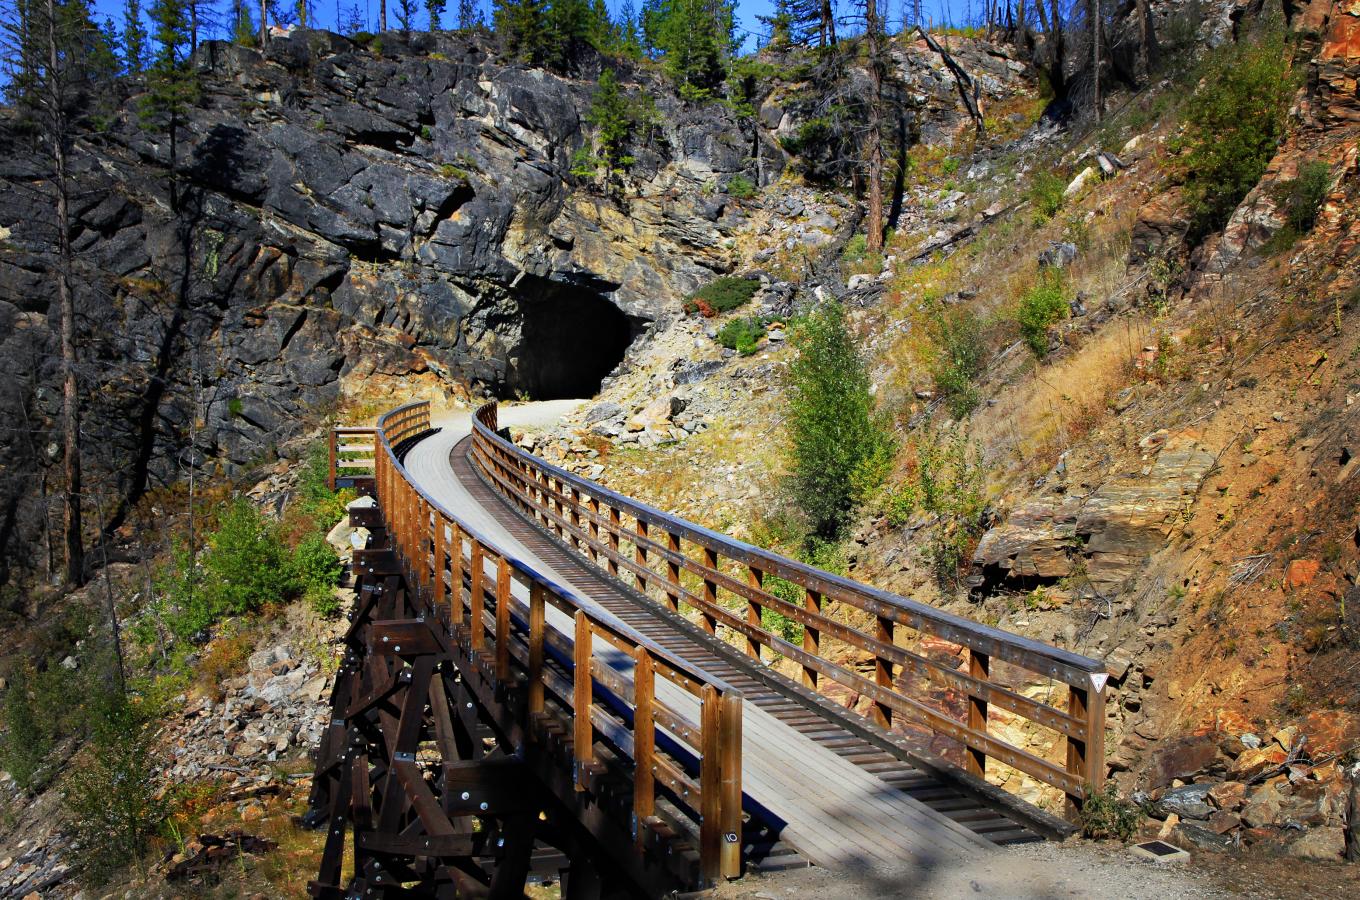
403;404;1001;876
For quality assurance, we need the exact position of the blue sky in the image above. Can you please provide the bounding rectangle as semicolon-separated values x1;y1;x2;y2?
85;0;976;54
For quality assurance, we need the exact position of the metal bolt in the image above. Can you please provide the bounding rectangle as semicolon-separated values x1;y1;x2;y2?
480;801;488;811
461;791;470;800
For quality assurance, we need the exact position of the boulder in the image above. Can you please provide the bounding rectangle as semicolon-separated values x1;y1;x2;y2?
1155;784;1216;820
1286;826;1346;860
1229;746;1287;780
1063;166;1098;199
1129;188;1190;266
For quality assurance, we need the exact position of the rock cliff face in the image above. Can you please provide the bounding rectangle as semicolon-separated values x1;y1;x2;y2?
0;30;775;570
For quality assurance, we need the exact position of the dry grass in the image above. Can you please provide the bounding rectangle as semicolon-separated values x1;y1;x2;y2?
973;316;1152;481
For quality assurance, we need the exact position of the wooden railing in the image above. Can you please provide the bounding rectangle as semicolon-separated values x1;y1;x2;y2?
326;425;378;490
343;402;744;886
470;401;1110;809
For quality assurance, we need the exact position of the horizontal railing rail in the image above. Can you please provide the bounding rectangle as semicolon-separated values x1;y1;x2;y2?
369;401;743;886
470;401;1109;808
327;425;378;490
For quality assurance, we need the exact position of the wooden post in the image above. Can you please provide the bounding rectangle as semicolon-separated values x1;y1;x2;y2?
967;650;990;778
698;684;722;886
719;693;743;881
873;615;894;729
1066;677;1106;812
746;566;764;660
700;548;719;635
588;497;601;561
802;589;821;690
528;583;545;719
449;522;464;626
634;519;649;593
433;514;446;608
607;507;621;576
327;428;337;491
664;532;682;613
632;647;655;848
495;558;511;683
570;488;583;550
573;612;593;791
470;541;485;652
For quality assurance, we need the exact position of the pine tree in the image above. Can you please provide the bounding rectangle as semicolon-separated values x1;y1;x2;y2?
122;0;146;71
648;0;731;101
394;0;417;30
616;0;642;57
426;0;445;29
493;0;547;64
230;0;256;45
456;0;480;29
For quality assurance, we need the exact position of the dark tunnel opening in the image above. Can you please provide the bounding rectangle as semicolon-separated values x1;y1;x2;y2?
502;277;638;401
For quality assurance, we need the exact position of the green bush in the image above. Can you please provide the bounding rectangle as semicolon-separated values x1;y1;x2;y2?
298;439;354;525
1079;781;1145;842
786;302;896;539
202;499;299;619
0;666;54;791
63;690;164;884
842;233;868;263
716;317;765;355
1273;160;1331;236
726;174;756;199
1027;171;1066;223
684;276;760;316
916;427;986;584
1181;30;1295;241
1016;272;1069;358
928;303;986;418
295;533;342;616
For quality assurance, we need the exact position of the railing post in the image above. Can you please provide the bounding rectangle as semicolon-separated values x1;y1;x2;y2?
966;650;990;778
327;427;337;491
528;583;545;721
607;507;621;576
632;647;655;848
449;523;464;626
634;519;649;594
719;693;743;881
1066;676;1107;813
745;567;764;660
433;513;446;610
569;487;583;550
874;615;894;729
802;589;821;690
700;549;719;635
573;612;593;791
699;684;722;886
495;558;511;683
588;497;601;561
664;532;682;613
470;541;485;651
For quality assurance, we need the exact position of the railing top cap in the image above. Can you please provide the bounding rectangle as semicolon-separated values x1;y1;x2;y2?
470;401;1107;684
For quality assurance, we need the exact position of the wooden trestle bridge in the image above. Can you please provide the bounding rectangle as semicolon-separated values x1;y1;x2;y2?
305;401;1112;898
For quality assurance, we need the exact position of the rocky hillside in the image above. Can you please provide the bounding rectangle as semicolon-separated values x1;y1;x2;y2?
516;0;1360;867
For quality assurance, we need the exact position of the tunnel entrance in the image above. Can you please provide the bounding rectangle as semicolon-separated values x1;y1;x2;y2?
503;277;636;400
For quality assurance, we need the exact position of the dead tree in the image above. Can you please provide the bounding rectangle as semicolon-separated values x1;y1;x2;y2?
917;25;986;138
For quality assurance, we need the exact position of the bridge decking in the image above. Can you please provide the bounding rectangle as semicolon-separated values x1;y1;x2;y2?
404;416;1043;875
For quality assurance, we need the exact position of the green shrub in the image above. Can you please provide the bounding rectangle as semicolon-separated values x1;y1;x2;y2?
916;427;986;584
1027;171;1066;224
716;317;765;355
684;277;760;316
295;533;342;616
298;439;354;526
786;302;896;539
1079;782;1145;842
842;233;868;263
227;397;243;417
1016;272;1069;358
928;303;985;418
726;174;756;199
63;690;164;884
0;666;54;791
1181;29;1295;241
203;499;298;617
1273;160;1331;236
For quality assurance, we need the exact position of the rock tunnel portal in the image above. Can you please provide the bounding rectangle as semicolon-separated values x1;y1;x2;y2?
502;276;637;401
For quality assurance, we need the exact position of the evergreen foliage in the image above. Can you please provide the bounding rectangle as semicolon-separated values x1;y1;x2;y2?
122;0;147;71
644;0;732;100
785;301;894;539
426;0;446;30
572;67;654;183
1016;271;1068;358
1180;29;1295;241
